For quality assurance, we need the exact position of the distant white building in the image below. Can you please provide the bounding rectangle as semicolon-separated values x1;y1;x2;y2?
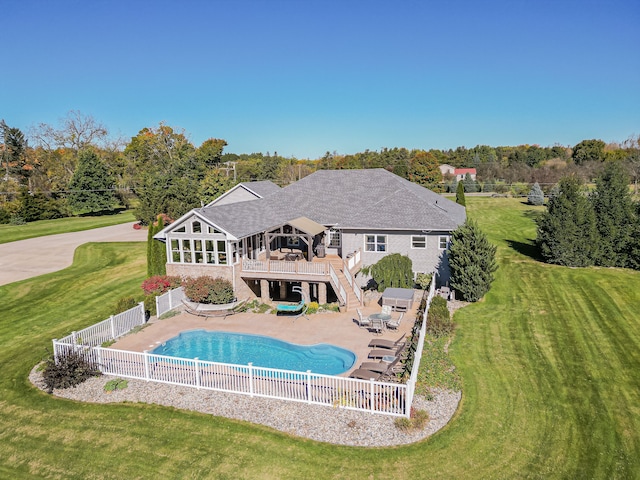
439;164;477;182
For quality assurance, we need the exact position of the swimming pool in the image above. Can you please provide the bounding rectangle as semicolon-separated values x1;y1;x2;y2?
151;330;356;375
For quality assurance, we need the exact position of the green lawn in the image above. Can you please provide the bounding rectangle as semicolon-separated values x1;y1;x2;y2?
0;211;136;244
0;198;638;478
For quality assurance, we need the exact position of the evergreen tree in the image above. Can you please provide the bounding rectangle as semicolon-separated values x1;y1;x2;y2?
68;149;117;214
147;216;167;277
536;176;599;266
463;172;478;193
364;254;413;292
528;182;545;206
448;220;498;302
591;162;636;267
456;181;466;206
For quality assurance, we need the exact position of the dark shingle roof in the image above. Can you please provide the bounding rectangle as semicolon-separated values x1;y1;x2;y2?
197;169;465;239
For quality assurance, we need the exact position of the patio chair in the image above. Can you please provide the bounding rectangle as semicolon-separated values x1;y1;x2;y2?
355;309;371;329
368;317;384;335
349;368;381;381
381;304;392;316
385;312;404;330
358;356;402;374
368;333;406;350
368;343;406;360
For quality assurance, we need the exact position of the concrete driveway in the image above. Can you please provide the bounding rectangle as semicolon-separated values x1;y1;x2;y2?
0;222;147;286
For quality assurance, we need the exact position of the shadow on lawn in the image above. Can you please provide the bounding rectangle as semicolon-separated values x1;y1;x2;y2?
506;239;545;262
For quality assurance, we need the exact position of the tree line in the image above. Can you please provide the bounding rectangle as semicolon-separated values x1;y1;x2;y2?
1;111;639;226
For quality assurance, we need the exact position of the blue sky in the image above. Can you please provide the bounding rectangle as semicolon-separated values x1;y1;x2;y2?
2;0;639;158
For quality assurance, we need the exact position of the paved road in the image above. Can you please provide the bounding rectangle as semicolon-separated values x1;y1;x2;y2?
0;222;147;286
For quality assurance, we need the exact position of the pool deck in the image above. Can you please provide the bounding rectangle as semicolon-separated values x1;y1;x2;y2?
109;303;421;377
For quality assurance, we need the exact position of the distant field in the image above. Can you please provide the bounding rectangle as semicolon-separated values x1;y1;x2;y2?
0;198;638;478
0;211;136;244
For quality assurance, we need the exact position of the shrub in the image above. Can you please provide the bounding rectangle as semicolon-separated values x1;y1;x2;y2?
361;253;413;292
415;272;433;290
144;294;157;317
183;276;234;304
528;182;545;206
114;296;137;314
42;350;101;393
307;301;319;314
394;408;429;431
427;296;454;336
141;275;182;296
104;378;128;392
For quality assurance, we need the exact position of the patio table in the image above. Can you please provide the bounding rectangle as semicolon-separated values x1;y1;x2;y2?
368;313;392;334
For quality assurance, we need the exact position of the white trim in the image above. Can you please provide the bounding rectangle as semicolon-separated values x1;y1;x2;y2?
438;235;450;250
364;234;387;252
155;211;237;241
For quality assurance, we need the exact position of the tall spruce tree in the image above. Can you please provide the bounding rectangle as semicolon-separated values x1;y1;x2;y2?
536;176;599;266
448;220;497;302
456;181;466;206
591;162;636;267
68;149;117;214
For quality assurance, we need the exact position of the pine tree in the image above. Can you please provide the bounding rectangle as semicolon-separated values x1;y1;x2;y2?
68;149;117;214
536;176;599;266
448;220;497;302
456;181;466;206
152;216;166;276
528;182;545;206
463;172;478;193
591;162;636;267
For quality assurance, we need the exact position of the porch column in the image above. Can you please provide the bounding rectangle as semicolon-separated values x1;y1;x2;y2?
301;281;310;303
318;283;327;305
260;279;270;303
279;281;287;300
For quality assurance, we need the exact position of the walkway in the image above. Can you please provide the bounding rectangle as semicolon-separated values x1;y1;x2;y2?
0;222;147;286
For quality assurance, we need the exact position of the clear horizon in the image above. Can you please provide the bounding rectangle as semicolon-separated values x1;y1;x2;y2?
2;0;639;158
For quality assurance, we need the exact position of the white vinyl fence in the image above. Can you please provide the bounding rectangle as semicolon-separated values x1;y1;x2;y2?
156;287;186;317
52;277;437;417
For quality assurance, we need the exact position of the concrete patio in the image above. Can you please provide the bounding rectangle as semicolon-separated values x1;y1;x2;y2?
109;302;422;377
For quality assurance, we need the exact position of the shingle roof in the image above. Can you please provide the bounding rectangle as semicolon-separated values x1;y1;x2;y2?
196;169;466;239
240;180;281;197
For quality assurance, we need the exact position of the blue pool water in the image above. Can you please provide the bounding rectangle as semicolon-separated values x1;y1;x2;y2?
151;330;356;375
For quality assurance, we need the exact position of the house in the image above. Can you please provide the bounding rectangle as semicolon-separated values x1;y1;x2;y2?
154;169;466;310
439;164;477;182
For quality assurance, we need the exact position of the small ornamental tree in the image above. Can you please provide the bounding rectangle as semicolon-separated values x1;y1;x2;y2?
362;254;413;292
528;182;545;206
536;176;599;267
456;181;466;206
426;296;453;336
448;220;498;302
463;173;478;193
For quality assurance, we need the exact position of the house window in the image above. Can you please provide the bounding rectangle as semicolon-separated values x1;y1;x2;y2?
287;236;300;247
412;236;426;249
328;229;341;248
192;221;202;233
365;234;386;252
171;239;180;262
175;225;186;233
439;236;450;250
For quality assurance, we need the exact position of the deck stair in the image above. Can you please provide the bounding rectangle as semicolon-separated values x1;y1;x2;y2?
326;256;362;311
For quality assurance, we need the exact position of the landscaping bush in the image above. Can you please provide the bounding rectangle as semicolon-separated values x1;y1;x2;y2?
104;378;128;392
415;272;433;290
141;275;182;296
528;182;545;206
427;296;454;336
183;276;234;304
144;294;157;317
361;253;413;292
42;350;101;393
114;296;138;314
307;301;319;314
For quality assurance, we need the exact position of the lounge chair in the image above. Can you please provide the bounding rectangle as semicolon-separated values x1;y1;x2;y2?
368;333;406;350
355;309;371;329
368;343;406;360
358;356;402;374
349;368;381;380
386;312;404;330
350;357;403;380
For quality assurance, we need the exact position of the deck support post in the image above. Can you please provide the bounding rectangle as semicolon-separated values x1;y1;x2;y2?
279;281;287;300
260;279;270;303
318;283;327;304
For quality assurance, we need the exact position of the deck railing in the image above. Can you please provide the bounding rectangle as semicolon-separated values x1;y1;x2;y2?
242;259;328;276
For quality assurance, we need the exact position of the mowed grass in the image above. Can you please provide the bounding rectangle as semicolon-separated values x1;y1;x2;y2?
0;211;136;244
0;199;638;478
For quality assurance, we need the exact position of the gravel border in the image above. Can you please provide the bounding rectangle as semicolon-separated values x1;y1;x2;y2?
30;366;460;447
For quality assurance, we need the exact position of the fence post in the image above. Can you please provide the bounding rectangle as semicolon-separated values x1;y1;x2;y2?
52;339;58;364
110;316;116;340
248;363;254;397
306;370;312;404
95;346;104;373
143;350;150;381
139;301;146;324
370;379;375;413
405;381;413;418
155;295;160;318
195;358;201;389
